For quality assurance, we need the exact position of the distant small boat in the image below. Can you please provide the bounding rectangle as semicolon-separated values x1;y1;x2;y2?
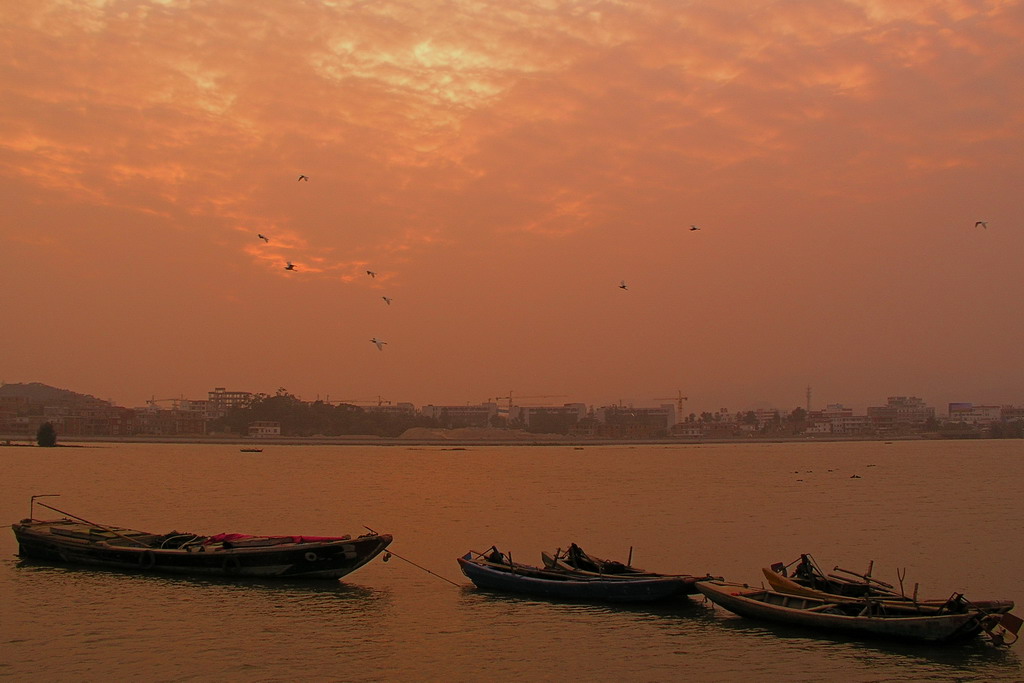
239;448;263;453
697;580;1020;645
458;547;686;602
12;500;392;580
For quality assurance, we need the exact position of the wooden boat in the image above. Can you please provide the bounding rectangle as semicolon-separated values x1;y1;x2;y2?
696;580;1020;645
239;448;263;453
541;543;713;595
764;554;1015;614
12;501;392;580
768;553;905;599
762;568;1014;614
458;547;686;602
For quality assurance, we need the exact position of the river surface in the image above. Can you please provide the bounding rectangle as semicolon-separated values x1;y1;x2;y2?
1;439;1022;681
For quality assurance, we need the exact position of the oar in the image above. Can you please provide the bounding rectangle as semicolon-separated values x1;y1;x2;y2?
832;566;896;590
35;502;151;548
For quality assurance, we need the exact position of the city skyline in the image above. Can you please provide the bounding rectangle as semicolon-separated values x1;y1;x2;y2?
2;2;1022;417
1;379;1018;419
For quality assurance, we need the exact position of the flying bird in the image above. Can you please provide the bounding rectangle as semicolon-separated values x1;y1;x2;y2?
258;233;269;243
284;261;296;271
367;270;377;278
975;220;988;229
382;297;392;305
690;225;701;231
619;280;628;290
370;337;387;350
297;174;309;181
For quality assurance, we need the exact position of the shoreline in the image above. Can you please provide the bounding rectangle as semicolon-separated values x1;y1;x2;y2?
1;433;941;447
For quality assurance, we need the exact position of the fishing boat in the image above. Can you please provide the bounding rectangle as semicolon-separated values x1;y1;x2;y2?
764;554;1015;614
458;547;686;602
696;580;1020;645
541;543;712;595
12;499;392;580
767;553;905;598
239;447;263;453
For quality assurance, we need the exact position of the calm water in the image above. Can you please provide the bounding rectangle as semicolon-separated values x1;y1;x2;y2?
1;440;1021;681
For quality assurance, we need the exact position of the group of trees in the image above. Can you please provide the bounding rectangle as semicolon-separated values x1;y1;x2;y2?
210;390;440;437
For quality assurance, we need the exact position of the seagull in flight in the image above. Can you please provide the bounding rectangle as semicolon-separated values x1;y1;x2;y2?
258;233;270;243
370;337;387;350
619;280;628;290
284;261;297;271
366;270;377;278
975;220;988;229
382;297;392;305
297;174;309;182
690;225;701;231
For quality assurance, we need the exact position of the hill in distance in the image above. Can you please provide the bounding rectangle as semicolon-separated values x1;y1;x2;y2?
0;382;110;406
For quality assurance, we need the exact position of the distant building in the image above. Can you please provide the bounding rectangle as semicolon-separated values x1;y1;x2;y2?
1001;405;1024;422
805;404;873;434
248;421;281;438
363;402;417;417
207;387;253;418
867;396;935;432
948;403;1002;425
592;405;674;438
511;403;587;432
420;403;498;428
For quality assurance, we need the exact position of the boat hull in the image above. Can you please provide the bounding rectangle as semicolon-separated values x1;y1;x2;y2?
458;553;684;602
13;519;392;580
697;580;999;644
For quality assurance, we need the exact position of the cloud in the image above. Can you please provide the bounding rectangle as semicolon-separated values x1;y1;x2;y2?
2;0;1022;272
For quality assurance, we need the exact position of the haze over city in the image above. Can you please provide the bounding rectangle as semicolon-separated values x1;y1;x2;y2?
2;1;1021;415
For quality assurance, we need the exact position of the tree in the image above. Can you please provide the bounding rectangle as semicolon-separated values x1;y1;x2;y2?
36;422;57;447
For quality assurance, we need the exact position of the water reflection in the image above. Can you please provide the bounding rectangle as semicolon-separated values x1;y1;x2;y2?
702;605;1022;678
11;557;390;604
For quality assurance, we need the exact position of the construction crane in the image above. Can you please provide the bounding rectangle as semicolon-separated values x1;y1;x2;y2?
652;390;688;424
146;396;183;409
325;395;391;406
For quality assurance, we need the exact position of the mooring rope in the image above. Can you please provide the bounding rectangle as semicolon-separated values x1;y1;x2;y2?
383;548;462;588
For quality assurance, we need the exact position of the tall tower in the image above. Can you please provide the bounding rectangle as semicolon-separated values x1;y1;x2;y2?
806;385;812;412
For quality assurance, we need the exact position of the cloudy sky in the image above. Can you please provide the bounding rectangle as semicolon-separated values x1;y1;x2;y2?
2;0;1021;414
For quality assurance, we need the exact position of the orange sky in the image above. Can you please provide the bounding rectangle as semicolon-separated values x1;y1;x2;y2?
2;0;1022;414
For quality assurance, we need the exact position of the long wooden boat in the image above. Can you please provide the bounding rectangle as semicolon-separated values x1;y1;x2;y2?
12;503;392;580
458;548;686;602
764;554;1015;614
762;568;1015;614
541;543;712;595
696;580;1020;645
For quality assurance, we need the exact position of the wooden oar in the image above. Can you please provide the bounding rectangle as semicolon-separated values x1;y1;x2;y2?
832;566;896;590
35;502;151;548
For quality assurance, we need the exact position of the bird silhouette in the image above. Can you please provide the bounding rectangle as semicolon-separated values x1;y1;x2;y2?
619;280;628;290
690;225;701;231
367;270;377;278
297;174;309;182
258;233;269;243
284;261;297;271
975;220;988;229
382;297;392;305
370;337;387;350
